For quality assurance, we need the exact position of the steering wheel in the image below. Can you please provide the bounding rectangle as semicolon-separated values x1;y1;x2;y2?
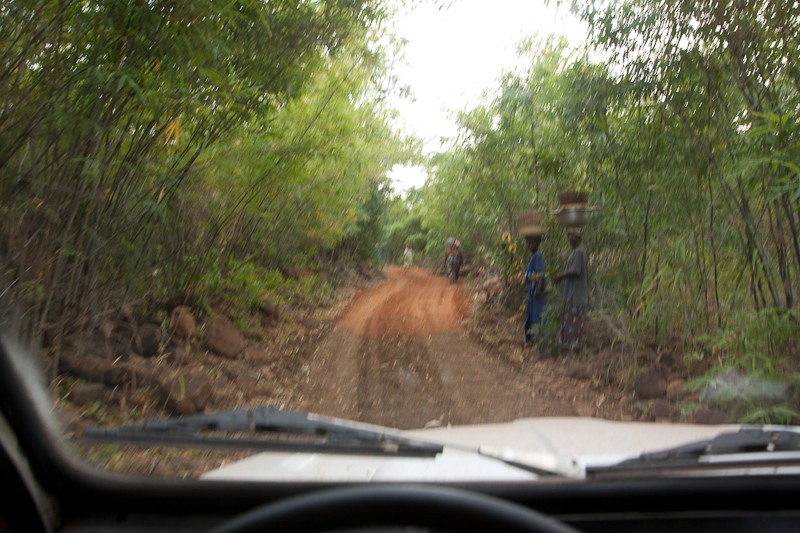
211;484;579;533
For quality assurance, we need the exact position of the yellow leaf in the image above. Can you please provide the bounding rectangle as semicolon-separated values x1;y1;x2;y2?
162;118;182;146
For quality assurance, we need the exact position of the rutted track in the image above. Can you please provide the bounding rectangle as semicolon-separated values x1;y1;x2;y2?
285;266;622;430
336;266;470;338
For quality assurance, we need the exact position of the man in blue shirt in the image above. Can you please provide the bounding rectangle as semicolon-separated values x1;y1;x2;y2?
523;234;546;347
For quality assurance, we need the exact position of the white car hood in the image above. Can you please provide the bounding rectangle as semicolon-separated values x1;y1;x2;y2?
201;417;738;482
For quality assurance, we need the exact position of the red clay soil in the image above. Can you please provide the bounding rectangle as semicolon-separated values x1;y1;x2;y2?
283;266;630;431
336;266;471;338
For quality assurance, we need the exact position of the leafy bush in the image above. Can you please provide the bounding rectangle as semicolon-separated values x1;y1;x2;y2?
683;308;800;423
194;256;331;323
531;298;564;356
494;232;525;283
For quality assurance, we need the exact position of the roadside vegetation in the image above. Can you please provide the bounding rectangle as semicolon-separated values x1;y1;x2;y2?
390;0;800;421
1;0;411;338
1;0;798;424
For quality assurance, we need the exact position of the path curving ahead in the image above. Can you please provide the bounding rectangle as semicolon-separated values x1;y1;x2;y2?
336;266;471;338
284;266;619;430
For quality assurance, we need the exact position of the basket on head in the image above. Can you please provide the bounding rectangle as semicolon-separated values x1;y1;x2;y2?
517;209;545;237
557;190;589;208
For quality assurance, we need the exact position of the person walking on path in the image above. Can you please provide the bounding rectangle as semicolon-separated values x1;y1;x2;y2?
443;237;464;282
553;229;588;347
451;240;464;281
523;234;546;347
403;243;413;268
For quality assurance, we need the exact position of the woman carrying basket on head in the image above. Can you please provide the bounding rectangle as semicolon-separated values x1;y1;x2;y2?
518;209;547;347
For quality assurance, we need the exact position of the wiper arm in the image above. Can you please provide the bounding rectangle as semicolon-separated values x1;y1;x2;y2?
642;428;800;458
83;406;443;458
589;428;800;476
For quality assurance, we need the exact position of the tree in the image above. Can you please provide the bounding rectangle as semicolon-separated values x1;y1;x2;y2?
0;0;389;338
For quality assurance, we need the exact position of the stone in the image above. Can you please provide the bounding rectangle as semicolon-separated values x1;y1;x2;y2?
170;306;196;339
159;369;213;415
69;383;109;405
479;276;503;301
566;362;595;381
693;407;729;425
206;315;245;358
666;379;687;400
634;370;667;400
134;323;162;357
98;320;115;340
120;303;134;320
258;300;280;322
652;399;673;419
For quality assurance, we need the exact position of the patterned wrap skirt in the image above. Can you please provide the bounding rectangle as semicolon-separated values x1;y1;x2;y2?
559;297;585;345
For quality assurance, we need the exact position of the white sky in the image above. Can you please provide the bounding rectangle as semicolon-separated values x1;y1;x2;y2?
386;0;587;193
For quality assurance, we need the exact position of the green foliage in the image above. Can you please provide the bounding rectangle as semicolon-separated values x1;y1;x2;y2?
699;308;799;364
375;1;800;426
409;0;800;356
494;232;524;283
0;0;404;336
681;368;800;425
334;179;397;263
680;308;800;423
740;405;800;426
382;192;438;266
187;36;412;269
196;256;333;320
531;301;564;357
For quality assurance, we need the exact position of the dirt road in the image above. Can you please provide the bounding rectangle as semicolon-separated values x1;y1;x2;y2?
286;266;627;430
336;266;471;338
72;265;632;477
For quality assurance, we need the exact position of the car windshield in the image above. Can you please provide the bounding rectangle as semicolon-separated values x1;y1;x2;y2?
0;0;798;483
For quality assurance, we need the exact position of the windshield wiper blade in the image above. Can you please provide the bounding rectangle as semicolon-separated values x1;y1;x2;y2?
589;428;800;476
83;406;443;457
